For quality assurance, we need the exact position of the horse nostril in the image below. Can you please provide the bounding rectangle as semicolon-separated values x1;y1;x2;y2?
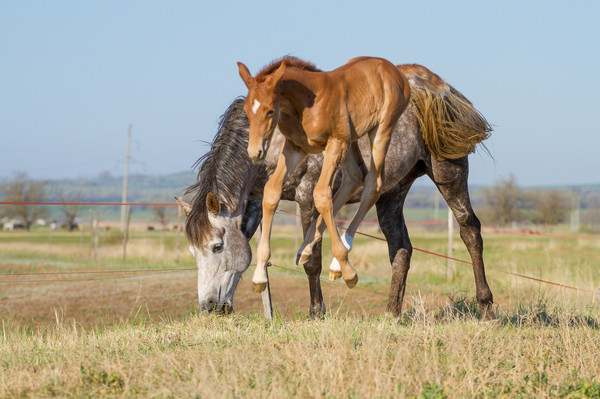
204;299;217;313
257;149;263;160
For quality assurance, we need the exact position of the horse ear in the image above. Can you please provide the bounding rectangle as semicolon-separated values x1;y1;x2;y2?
174;197;192;217
206;192;221;217
237;62;254;88
267;59;286;87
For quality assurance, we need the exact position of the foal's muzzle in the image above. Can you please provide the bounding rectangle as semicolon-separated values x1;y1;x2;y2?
248;143;266;162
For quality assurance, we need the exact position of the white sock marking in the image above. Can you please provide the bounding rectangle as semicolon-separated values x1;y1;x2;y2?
252;99;261;114
329;233;354;272
341;233;353;250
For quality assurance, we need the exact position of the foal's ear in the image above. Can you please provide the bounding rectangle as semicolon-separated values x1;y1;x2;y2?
174;197;192;218
206;192;221;217
237;62;254;88
267;59;286;87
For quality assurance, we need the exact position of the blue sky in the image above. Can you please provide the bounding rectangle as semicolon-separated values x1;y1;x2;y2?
1;1;598;186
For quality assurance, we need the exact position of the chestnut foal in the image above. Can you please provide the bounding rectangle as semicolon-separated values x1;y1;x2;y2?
238;57;410;292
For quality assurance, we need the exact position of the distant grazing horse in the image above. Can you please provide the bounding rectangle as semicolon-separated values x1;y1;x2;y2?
178;58;494;320
237;57;410;293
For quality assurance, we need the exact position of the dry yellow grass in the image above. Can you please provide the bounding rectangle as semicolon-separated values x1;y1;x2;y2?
1;301;600;398
1;226;600;397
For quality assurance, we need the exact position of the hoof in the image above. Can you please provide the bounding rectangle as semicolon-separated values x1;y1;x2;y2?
480;307;498;322
252;282;267;293
344;274;358;289
329;270;342;281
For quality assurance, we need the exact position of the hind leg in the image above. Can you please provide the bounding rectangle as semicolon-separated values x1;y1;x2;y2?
298;203;326;317
343;125;393;250
376;170;420;318
429;157;496;320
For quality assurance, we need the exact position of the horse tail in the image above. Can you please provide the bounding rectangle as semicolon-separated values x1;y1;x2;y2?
397;64;492;160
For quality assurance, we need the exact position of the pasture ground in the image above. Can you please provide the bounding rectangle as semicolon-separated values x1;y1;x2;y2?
1;223;600;397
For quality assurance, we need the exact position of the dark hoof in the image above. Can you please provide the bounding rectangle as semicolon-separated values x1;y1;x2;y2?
344;274;358;289
480;306;498;322
252;282;267;293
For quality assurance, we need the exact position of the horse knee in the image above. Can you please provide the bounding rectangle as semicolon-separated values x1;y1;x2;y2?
313;188;332;215
262;186;281;212
391;247;411;271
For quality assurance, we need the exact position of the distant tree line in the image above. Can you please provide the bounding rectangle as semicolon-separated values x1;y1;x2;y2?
0;172;81;231
480;175;578;229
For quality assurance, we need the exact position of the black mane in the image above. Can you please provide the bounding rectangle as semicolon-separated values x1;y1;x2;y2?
185;97;252;246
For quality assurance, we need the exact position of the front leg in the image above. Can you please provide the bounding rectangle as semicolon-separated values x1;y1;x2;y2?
253;140;306;293
297;142;363;267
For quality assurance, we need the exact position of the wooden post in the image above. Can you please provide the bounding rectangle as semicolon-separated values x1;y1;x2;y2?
261;265;274;320
434;188;440;221
122;205;131;260
92;209;100;259
79;219;84;257
48;225;53;251
295;202;301;257
89;209;94;259
446;205;455;282
175;205;182;264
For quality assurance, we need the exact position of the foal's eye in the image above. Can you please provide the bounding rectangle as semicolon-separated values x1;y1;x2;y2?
266;109;274;116
212;244;223;254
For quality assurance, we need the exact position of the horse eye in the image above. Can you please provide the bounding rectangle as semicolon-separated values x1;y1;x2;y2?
213;244;223;254
266;109;274;116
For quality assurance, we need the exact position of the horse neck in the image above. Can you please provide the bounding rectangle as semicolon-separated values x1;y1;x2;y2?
278;68;322;114
197;136;261;217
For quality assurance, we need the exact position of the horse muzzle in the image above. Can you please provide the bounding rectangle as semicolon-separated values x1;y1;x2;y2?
248;142;267;162
201;299;233;315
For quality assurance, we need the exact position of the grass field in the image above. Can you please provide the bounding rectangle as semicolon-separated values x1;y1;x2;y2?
1;221;600;398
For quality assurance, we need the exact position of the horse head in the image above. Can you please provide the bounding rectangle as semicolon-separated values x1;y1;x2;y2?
176;195;257;314
237;60;286;162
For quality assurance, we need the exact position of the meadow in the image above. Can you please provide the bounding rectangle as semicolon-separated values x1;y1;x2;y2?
1;220;600;398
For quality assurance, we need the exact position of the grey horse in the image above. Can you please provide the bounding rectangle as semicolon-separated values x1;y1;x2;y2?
177;58;495;320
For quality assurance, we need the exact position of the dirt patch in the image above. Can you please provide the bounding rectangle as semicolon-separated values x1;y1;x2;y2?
0;268;389;328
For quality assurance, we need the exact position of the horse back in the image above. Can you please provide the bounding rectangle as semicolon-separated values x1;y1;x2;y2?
327;57;410;138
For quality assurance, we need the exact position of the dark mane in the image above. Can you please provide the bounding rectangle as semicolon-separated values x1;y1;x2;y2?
255;56;321;83
184;97;252;246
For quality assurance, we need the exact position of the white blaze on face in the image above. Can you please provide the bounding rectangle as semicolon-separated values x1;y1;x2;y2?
251;99;261;114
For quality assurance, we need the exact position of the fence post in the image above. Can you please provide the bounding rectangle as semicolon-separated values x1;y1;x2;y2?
79;219;84;257
175;205;182;264
48;225;53;251
89;209;94;259
295;202;301;256
434;188;440;221
447;205;455;281
92;209;100;259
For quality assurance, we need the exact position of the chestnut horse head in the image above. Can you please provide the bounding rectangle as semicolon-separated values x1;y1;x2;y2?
237;60;287;162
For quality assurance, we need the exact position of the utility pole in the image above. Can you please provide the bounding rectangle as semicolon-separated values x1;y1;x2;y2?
120;125;132;232
570;189;581;232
